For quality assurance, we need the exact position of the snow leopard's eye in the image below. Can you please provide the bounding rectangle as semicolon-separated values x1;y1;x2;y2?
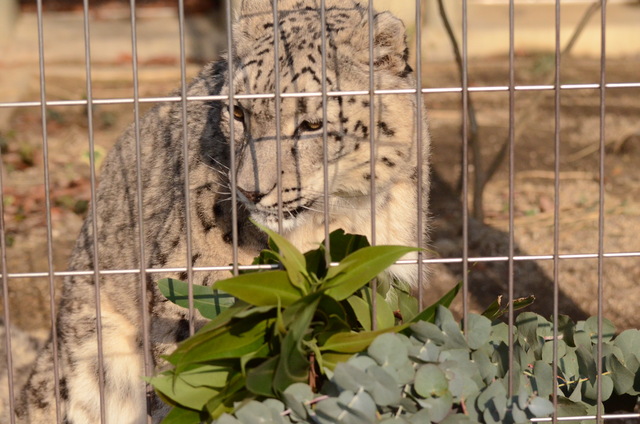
233;106;245;121
299;120;322;132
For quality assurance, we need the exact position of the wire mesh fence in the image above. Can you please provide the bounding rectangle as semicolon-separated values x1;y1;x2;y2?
0;0;639;423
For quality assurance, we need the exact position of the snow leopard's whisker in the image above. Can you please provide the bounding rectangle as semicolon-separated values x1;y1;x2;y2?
198;160;229;178
206;155;231;172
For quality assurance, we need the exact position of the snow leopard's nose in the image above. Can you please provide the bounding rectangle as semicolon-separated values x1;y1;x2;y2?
237;187;265;204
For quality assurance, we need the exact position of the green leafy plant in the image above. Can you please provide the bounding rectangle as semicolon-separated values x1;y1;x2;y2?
150;227;459;422
209;309;640;424
150;229;640;423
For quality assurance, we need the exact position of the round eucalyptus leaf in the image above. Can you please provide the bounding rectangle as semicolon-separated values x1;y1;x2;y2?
533;360;554;398
283;383;314;420
435;305;457;328
379;417;411;424
441;320;468;350
366;365;402;406
510;403;528;423
541;338;567;363
491;322;510;345
417;392;453;422
482;407;500;424
415;364;449;398
558;348;579;381
556;396;589;417
466;314;491;350
584;316;616;343
336;389;377;423
608;354;634;394
463;391;480;423
516;389;528;411
348;355;377;372
235;400;286;424
263;399;286;414
333;363;374;393
216;413;242;424
472;350;498;384
411;340;441;363
368;333;408;368
438;349;471;365
439;414;475;424
411;321;447;345
526;396;554;418
407;408;432;423
384;360;415;385
581;374;613;402
314;397;343;424
477;380;507;413
614;329;640;373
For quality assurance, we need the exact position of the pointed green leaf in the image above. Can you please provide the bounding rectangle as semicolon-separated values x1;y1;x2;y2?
323;245;420;301
481;295;503;320
214;270;301;306
160;405;204;424
172;314;271;368
274;294;322;394
246;355;279;397
204;373;246;419
321;352;355;370
253;221;310;292
326;229;370;262
346;287;395;331
178;364;232;389
407;282;461;326
158;278;234;319
346;295;374;331
320;324;409;353
149;372;219;411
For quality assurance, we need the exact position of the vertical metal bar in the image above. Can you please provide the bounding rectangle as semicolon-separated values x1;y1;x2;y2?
552;0;561;422
507;0;516;398
80;0;107;420
128;1;153;421
0;52;17;424
415;0;424;311
34;3;62;423
35;1;61;422
461;0;470;335
226;0;239;277
320;0;330;256
272;0;284;234
0;164;15;424
176;0;195;335
596;0;607;421
0;156;15;424
367;0;377;330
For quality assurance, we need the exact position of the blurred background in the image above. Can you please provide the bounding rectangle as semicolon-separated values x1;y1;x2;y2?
0;0;638;341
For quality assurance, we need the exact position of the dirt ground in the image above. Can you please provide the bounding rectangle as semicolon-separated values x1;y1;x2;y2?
0;54;638;338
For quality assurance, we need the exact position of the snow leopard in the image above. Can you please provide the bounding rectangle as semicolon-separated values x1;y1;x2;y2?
17;0;430;422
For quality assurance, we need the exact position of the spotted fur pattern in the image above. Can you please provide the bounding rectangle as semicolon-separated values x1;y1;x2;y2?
17;1;430;422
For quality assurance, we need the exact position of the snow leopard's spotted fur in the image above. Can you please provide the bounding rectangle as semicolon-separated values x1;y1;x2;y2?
17;0;430;422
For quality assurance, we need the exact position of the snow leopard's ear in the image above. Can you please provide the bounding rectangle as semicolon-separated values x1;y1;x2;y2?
233;0;274;58
341;11;412;77
237;0;272;16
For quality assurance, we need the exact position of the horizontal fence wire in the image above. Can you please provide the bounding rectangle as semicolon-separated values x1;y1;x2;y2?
531;414;640;422
0;251;638;279
1;83;640;108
